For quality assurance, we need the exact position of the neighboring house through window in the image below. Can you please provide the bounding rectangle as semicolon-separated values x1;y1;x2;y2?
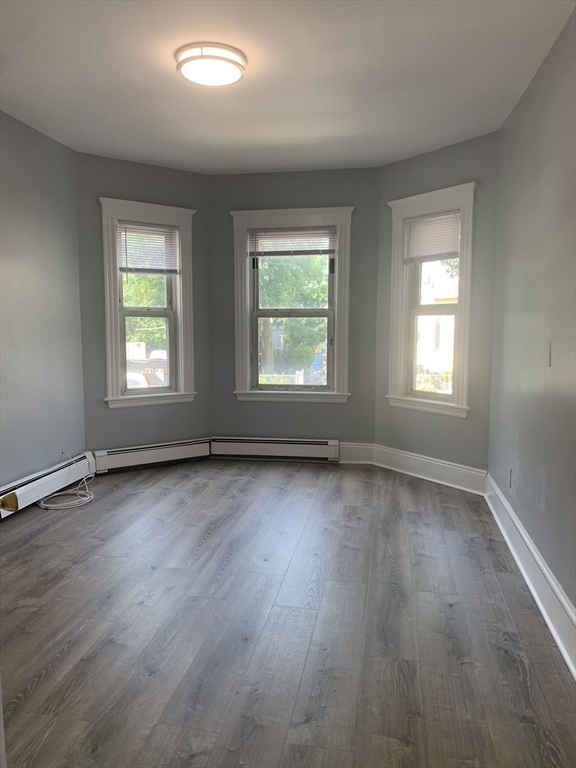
387;182;475;418
100;198;196;408
230;207;354;402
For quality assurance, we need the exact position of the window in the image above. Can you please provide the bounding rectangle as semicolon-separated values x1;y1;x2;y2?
100;198;196;408
387;183;475;418
230;207;354;402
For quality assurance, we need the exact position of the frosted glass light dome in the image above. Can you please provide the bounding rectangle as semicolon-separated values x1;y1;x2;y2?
175;43;246;86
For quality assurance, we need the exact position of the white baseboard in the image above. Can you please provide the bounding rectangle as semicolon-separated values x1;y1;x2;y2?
340;442;486;495
339;442;376;465
485;474;576;679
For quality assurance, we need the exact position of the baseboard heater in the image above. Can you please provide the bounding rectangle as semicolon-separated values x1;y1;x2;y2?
210;437;339;461
0;452;96;518
94;438;210;472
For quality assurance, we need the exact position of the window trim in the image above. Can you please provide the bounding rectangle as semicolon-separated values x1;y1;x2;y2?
100;198;196;409
386;183;476;418
230;207;354;403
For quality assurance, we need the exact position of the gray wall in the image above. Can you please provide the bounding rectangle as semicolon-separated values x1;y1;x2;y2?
207;169;380;443
489;12;576;604
0;112;85;485
375;133;499;469
76;154;211;449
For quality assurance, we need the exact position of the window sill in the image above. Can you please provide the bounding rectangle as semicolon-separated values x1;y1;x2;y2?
234;390;350;403
105;392;197;409
386;395;469;418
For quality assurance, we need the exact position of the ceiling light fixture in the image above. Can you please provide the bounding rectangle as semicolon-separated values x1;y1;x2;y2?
175;43;246;87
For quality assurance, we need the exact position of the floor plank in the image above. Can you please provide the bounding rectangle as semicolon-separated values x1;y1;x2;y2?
1;614;112;728
57;521;187;621
328;506;373;584
468;626;568;768
160;571;282;733
248;500;313;575
67;594;224;768
414;591;496;768
0;594;52;643
188;487;288;599
445;529;516;632
364;478;416;659
32;567;198;721
288;580;366;751
274;501;339;610
4;712;91;768
536;664;576;768
408;529;456;594
165;497;249;571
136;724;219;768
0;542;77;599
354;656;422;768
207;605;317;768
281;743;355;767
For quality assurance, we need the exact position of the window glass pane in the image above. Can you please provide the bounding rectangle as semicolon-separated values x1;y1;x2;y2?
414;314;454;395
125;316;169;389
122;273;167;308
258;255;329;309
419;258;459;305
258;316;327;386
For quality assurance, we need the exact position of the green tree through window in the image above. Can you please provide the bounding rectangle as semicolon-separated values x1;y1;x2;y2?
123;274;168;348
258;254;328;376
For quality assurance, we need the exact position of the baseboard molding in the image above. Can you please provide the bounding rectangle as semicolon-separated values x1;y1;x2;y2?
485;474;576;679
340;442;486;495
339;442;376;465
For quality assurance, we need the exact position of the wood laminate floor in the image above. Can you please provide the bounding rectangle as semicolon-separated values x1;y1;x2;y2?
0;459;574;768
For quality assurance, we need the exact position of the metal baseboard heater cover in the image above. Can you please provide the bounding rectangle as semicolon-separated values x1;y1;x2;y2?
210;437;339;461
94;438;210;472
0;452;96;518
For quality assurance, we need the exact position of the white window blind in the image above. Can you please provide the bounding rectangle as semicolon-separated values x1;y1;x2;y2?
116;221;179;274
249;227;336;256
406;212;461;263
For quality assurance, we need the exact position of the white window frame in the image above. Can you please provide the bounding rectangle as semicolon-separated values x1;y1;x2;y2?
100;198;196;409
230;207;354;403
387;182;475;418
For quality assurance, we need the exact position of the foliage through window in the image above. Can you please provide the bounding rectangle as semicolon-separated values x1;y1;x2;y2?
250;228;335;389
117;222;177;392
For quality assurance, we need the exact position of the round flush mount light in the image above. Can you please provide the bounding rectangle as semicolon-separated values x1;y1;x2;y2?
175;42;246;86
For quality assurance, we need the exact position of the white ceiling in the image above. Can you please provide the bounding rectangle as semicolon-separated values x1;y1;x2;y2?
1;0;574;174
